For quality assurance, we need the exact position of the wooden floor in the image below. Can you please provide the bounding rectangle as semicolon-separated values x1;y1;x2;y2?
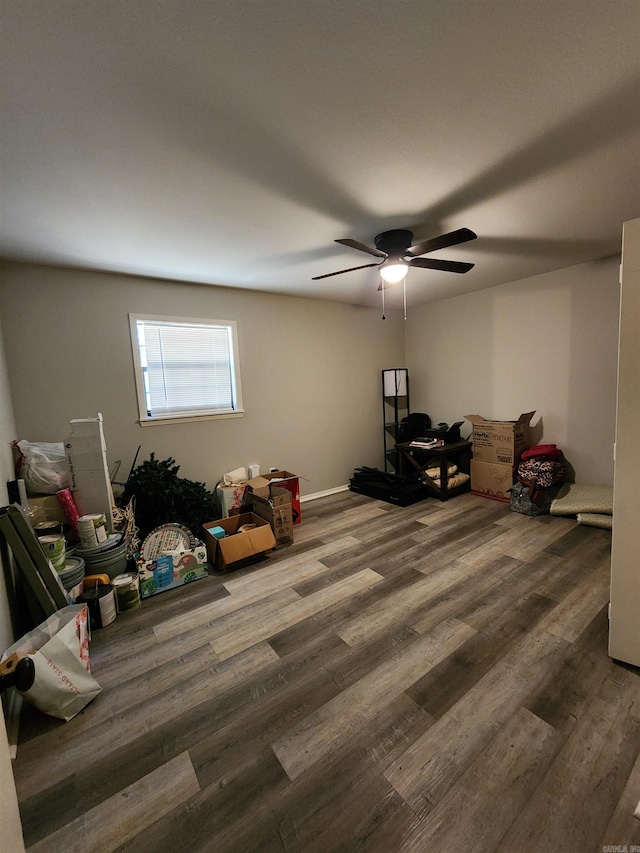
12;490;640;852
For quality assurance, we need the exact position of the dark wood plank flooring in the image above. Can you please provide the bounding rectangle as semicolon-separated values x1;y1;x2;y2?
12;490;640;852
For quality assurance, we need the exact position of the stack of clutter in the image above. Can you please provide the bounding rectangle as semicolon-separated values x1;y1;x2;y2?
510;444;567;516
465;412;535;502
75;533;128;579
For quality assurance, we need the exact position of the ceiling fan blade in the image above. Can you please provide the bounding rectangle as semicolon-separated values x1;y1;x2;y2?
335;238;387;258
409;258;475;274
406;227;477;257
312;262;382;280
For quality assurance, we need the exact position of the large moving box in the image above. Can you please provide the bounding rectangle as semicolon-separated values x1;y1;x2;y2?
470;461;513;502
465;412;534;465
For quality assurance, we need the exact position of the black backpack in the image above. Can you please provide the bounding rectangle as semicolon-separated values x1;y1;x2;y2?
397;413;431;443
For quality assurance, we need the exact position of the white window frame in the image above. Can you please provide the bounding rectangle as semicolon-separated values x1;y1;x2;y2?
128;313;244;426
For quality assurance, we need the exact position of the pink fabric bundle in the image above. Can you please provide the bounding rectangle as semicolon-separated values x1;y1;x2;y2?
520;444;563;462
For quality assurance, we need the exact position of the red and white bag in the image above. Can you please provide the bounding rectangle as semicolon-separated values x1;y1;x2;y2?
1;605;102;721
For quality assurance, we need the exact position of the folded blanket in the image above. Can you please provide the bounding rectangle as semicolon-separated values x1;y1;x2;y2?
550;482;613;516
577;512;613;529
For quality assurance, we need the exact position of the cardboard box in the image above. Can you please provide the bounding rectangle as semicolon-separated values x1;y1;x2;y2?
465;412;535;465
250;486;294;548
27;495;68;526
65;415;114;532
216;484;249;517
259;471;301;525
470;460;514;502
202;512;276;573
244;476;272;500
139;543;209;598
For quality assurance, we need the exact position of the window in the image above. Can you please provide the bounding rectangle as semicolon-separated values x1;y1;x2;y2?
129;314;244;425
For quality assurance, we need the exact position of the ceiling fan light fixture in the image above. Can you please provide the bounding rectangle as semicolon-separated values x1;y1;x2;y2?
379;262;408;283
313;227;476;287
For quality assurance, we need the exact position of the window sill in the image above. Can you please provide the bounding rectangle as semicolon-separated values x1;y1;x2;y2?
137;410;245;427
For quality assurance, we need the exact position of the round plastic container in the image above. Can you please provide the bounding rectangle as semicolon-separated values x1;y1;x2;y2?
111;573;141;613
75;533;122;557
76;534;128;579
57;555;85;601
34;520;63;538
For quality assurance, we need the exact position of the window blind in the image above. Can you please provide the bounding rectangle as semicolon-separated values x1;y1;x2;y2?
138;320;235;417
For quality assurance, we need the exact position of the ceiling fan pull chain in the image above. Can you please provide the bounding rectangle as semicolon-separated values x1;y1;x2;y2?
403;274;407;320
381;278;385;320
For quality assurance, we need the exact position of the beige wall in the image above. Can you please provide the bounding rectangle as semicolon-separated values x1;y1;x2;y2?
0;320;25;851
0;262;406;497
405;256;621;486
609;218;640;664
0;256;622;497
0;319;17;649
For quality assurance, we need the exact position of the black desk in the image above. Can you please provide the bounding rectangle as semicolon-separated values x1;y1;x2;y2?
395;440;472;501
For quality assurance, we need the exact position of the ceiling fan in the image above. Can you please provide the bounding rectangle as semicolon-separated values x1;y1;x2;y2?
312;227;477;283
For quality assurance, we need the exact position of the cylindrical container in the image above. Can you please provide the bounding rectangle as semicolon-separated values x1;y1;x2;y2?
76;535;128;580
78;513;108;550
34;520;63;538
57;556;85;601
77;584;116;629
111;573;141;613
39;534;66;571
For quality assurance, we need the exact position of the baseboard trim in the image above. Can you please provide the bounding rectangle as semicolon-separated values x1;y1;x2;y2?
300;485;349;503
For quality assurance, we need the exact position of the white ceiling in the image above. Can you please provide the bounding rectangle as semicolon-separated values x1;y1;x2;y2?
1;0;639;308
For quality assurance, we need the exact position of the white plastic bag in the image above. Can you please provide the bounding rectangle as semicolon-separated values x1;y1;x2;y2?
15;440;71;495
2;605;102;721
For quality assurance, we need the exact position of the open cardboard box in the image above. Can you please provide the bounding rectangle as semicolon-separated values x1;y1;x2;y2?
245;475;272;500
250;486;294;548
257;470;301;525
202;512;276;573
465;412;535;465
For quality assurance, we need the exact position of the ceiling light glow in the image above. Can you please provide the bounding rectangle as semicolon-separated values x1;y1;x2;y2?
379;262;408;283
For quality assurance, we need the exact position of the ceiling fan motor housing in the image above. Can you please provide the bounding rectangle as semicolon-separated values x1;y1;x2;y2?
374;229;413;256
